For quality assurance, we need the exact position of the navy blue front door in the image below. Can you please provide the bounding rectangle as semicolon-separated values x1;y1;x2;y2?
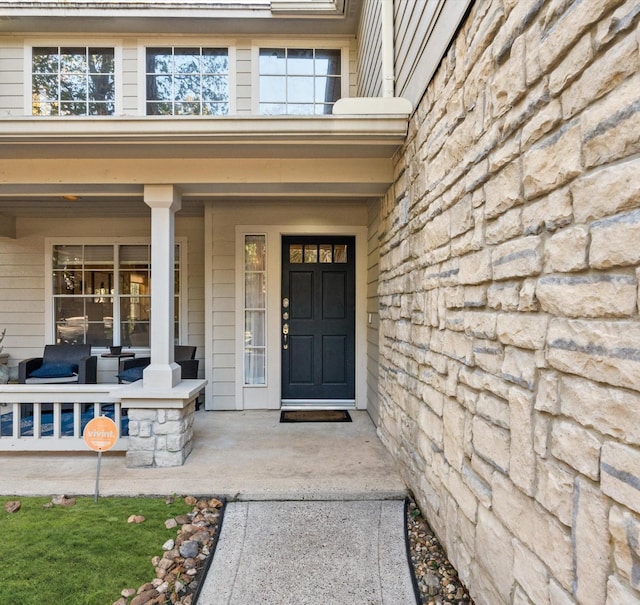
281;236;355;403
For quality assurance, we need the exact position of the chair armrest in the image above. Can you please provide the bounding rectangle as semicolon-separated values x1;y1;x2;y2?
177;359;199;379
121;357;151;372
18;357;43;383
77;355;98;384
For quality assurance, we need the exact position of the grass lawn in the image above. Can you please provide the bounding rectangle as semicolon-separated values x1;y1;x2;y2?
0;495;193;605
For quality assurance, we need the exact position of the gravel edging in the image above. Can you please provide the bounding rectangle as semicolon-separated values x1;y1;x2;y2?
406;497;475;605
125;495;474;605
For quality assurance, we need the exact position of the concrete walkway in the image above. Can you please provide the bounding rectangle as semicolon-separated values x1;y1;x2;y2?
199;500;417;605
0;410;415;604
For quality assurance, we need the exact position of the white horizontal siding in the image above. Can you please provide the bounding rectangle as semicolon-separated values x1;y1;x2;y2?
0;217;204;385
0;41;24;116
122;44;139;115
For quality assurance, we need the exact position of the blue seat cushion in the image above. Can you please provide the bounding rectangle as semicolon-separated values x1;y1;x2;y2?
29;362;77;378
117;366;145;382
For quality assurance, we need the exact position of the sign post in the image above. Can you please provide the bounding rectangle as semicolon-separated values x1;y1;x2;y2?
83;416;119;502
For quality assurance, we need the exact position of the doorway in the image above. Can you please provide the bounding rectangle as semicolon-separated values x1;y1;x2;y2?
281;236;356;407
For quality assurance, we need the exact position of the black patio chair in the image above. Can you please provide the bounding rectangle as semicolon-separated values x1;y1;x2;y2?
18;344;97;384
117;345;198;383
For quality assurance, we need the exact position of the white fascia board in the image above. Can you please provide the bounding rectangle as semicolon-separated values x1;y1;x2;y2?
0;115;408;147
270;0;344;15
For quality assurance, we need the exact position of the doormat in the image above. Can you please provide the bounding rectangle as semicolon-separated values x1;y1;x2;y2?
280;410;352;423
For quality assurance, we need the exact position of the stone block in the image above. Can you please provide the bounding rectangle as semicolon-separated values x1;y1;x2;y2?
518;278;539;312
509;387;536;495
152;420;184;436
484;160;523;219
464;311;497;338
442;329;474;365
125;450;154;468
549;579;575;605
609;505;640;591
561;32;638;120
473;415;510;473
487;281;521;310
486;207;523;246
522;98;562;149
154;449;186;468
549;32;592;96
513;539;549;605
522;186;572;235
477;392;509;429
138;421;153;438
543;226;589;273
475;507;515;603
458;248;492;285
547;318;640;391
535;458;574;527
474;340;504;375
601;441;640;515
492;235;544;280
574;477;610;604
127;435;156;452
537;273;637;318
560;375;640;446
501;346;537;390
443;397;466;471
550;419;601;480
497;313;548;349
590;210;640;269
522;122;581;199
538;0;610;73
535;370;560;414
605;575;640;605
492;473;574;591
571;157;640;223
582;72;640;168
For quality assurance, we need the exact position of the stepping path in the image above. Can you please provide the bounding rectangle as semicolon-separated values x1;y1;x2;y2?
198;500;417;605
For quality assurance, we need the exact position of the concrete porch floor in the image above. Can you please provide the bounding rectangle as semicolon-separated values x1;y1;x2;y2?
0;410;408;500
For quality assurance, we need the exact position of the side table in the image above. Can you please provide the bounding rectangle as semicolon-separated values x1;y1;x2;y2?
101;351;135;374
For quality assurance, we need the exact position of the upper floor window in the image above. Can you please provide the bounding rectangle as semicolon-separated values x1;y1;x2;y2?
259;48;341;115
146;47;229;115
32;47;115;116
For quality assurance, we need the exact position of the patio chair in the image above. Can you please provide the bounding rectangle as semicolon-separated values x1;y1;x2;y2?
117;345;198;383
18;344;97;384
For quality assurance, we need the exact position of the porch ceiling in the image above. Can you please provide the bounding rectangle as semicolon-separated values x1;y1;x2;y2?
0;114;407;218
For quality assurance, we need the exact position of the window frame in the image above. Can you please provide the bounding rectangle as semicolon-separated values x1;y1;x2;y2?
24;40;123;116
138;39;236;116
45;237;187;350
251;40;349;115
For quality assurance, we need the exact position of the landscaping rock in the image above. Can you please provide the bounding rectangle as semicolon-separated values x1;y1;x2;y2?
52;495;76;507
128;515;145;524
5;500;21;513
179;540;199;559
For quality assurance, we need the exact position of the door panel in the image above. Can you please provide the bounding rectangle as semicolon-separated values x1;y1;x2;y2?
282;236;355;403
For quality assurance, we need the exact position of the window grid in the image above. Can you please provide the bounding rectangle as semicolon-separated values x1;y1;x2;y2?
31;46;115;116
243;235;267;386
52;244;180;348
259;47;341;116
146;47;229;116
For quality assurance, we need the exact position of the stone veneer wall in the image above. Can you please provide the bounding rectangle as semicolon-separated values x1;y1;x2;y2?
376;1;640;604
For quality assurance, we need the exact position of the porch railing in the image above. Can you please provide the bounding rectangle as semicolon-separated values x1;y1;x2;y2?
0;384;127;452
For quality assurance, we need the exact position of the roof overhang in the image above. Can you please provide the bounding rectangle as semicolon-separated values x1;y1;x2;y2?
0;0;361;35
0;114;408;218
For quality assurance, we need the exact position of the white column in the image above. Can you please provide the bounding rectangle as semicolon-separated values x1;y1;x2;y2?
143;185;181;390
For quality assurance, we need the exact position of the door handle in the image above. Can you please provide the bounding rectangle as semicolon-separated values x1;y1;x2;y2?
283;323;289;349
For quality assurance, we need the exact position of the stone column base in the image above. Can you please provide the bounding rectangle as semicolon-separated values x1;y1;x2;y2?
126;401;195;468
116;379;206;468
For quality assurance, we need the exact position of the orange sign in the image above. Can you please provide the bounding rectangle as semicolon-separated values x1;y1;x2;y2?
83;416;119;452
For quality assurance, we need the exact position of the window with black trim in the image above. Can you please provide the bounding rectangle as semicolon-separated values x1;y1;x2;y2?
146;47;229;115
31;46;115;116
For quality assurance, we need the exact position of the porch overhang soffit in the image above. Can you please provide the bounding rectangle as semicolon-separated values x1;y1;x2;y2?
0;115;408;213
